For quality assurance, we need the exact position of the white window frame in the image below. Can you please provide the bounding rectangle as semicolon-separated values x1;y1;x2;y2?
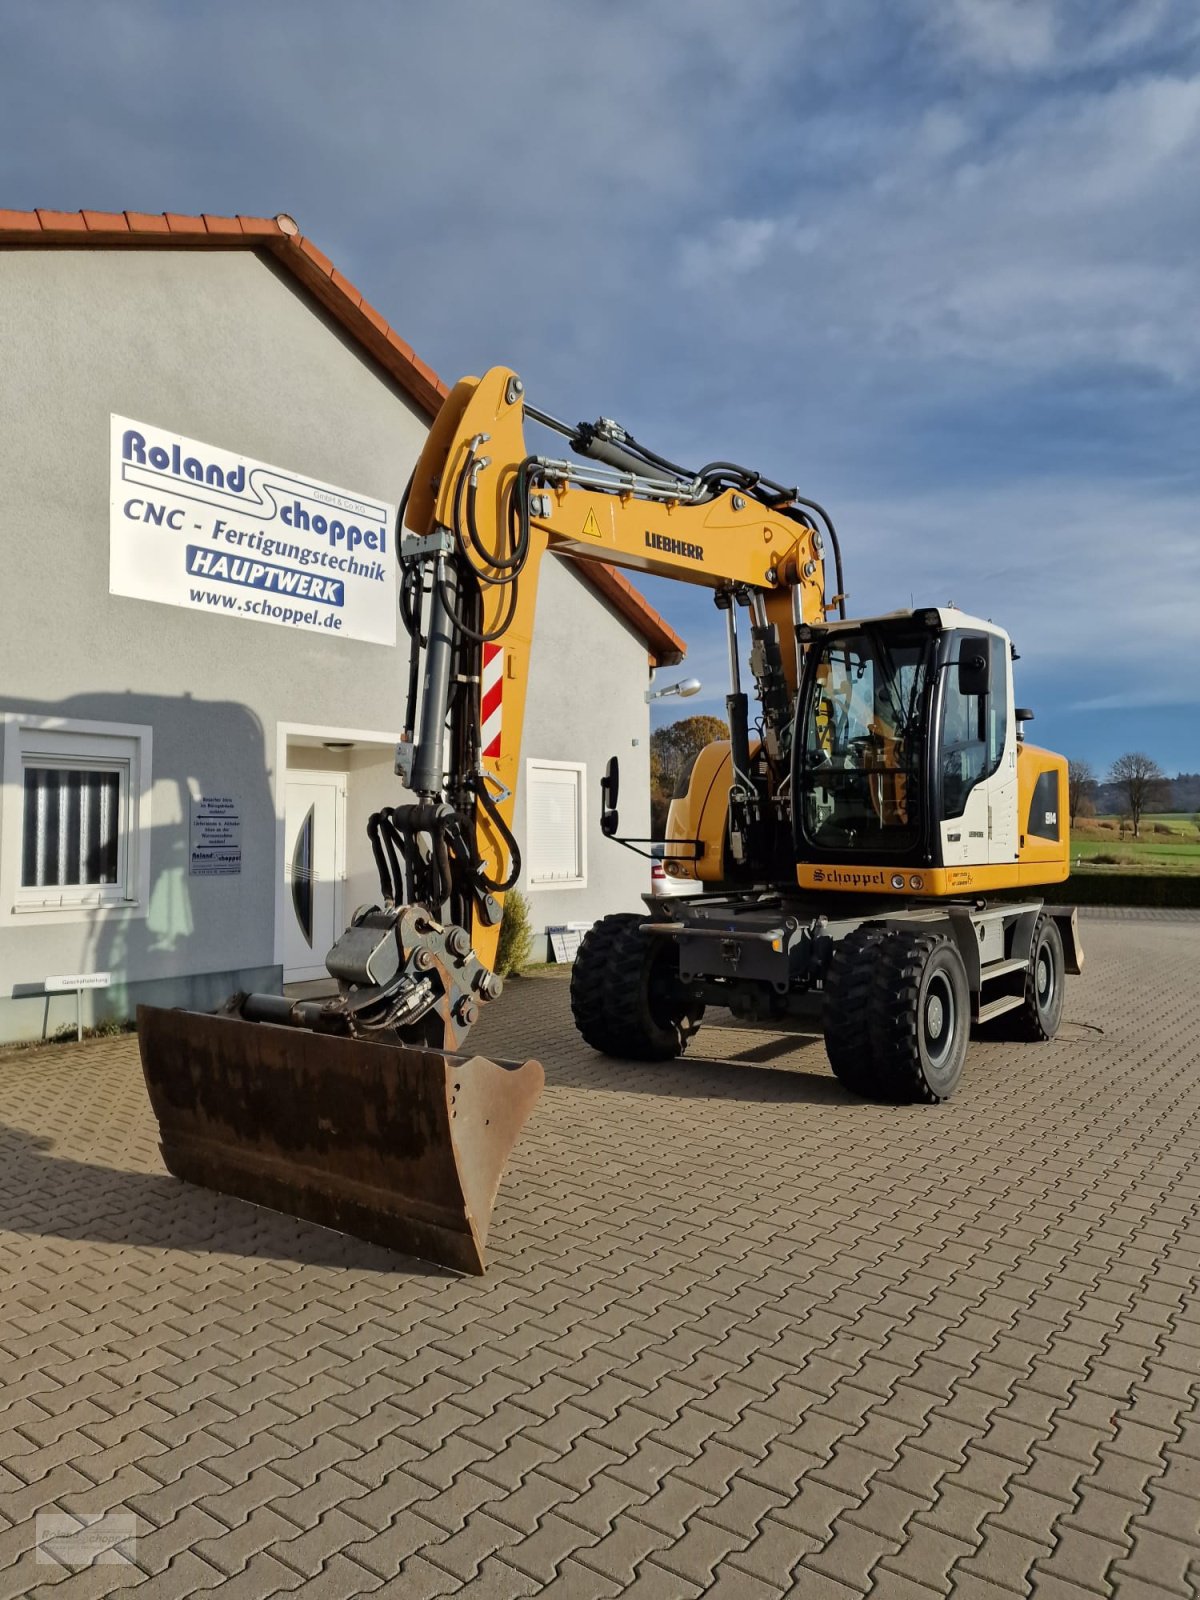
524;758;587;891
0;715;153;925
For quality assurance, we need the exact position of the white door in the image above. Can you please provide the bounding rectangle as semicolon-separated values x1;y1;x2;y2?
988;651;1019;864
283;774;345;980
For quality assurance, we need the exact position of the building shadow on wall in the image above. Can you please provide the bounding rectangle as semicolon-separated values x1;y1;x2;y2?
0;691;279;1037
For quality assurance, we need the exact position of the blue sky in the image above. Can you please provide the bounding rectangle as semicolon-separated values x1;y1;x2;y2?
5;0;1199;774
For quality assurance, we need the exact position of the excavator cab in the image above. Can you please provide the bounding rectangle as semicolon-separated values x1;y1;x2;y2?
790;608;1039;881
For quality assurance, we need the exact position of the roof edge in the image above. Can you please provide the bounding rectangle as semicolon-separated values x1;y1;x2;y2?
0;208;449;417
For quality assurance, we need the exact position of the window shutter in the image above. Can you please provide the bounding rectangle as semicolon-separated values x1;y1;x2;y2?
21;768;121;887
528;765;583;883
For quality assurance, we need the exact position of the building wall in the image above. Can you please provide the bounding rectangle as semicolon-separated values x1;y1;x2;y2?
520;555;652;947
0;247;654;1038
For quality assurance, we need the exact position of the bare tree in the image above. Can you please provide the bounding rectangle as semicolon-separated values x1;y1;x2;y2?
1067;758;1096;827
1107;752;1167;840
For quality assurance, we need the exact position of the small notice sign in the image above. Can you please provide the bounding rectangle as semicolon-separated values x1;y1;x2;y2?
547;922;592;963
45;973;111;991
190;796;242;876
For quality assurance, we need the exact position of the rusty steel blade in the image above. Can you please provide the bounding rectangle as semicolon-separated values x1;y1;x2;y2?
137;1005;543;1274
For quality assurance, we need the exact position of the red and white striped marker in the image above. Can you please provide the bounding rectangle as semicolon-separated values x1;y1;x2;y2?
481;643;503;759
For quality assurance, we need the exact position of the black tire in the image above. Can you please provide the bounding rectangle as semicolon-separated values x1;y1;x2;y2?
570;912;702;1061
823;924;886;1095
1012;915;1065;1042
867;931;970;1103
570;913;633;1056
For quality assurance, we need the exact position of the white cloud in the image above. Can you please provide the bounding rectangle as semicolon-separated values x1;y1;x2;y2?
674;69;1200;382
928;0;1200;77
829;478;1200;712
932;0;1058;73
678;218;815;290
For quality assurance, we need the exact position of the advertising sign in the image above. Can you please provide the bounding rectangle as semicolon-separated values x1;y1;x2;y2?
110;417;396;645
189;795;242;876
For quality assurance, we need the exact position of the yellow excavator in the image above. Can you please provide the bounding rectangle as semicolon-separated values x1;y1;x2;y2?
138;366;1080;1272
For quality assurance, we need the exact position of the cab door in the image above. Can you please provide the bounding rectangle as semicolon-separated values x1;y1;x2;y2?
986;636;1019;864
937;629;1010;870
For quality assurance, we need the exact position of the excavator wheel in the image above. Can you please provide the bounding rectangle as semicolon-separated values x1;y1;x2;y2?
571;912;701;1061
1009;914;1065;1043
570;914;632;1056
822;924;887;1095
866;930;970;1103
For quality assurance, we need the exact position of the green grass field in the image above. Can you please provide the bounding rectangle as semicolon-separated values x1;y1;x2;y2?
1070;813;1200;875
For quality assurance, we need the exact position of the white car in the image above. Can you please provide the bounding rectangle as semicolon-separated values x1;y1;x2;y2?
650;843;699;897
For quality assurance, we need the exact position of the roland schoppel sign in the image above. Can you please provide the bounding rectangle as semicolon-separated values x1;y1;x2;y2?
109;416;396;645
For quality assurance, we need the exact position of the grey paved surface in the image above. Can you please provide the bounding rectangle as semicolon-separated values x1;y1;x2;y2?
1;914;1199;1598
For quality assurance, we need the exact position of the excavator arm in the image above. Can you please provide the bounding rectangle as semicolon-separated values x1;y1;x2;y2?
393;365;834;985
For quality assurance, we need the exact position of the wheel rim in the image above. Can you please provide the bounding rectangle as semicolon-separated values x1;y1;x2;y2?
922;971;957;1068
1036;940;1056;1012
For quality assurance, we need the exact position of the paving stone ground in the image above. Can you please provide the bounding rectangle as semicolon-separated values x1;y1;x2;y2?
1;911;1199;1599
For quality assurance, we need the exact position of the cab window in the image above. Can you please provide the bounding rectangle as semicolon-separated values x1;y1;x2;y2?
797;627;932;854
941;631;1008;819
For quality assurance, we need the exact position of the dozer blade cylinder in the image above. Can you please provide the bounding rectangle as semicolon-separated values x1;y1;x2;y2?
137;1005;543;1274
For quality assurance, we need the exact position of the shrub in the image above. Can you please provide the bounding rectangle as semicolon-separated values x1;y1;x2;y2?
1153;823;1174;835
1090;853;1121;865
495;889;535;977
49;1017;135;1044
1045;873;1200;908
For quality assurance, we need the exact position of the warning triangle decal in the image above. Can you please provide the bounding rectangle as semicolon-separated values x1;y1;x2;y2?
580;509;603;540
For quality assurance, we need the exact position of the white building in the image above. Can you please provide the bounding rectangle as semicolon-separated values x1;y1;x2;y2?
0;208;685;1041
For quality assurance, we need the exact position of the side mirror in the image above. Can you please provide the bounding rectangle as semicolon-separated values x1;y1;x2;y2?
957;635;991;698
600;755;620;838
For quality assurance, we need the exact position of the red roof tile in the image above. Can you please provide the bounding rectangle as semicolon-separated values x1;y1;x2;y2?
329;268;362;306
122;210;171;232
297;237;334;277
35;209;88;231
81;210;129;231
235;215;281;238
357;299;390;339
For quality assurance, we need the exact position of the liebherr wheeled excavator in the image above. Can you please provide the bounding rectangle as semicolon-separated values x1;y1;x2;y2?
139;366;1080;1272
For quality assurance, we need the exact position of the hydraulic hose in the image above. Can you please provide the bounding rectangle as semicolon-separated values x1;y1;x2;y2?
473;775;522;893
366;813;396;905
401;563;425;738
379;812;406;903
788;494;846;618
